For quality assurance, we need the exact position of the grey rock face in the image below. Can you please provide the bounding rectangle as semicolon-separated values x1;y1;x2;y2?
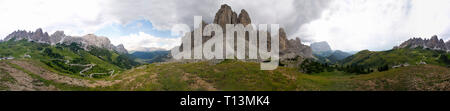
4;28;50;43
114;44;128;54
174;4;313;62
446;40;450;51
238;9;251;26
4;28;128;54
62;34;128;54
81;34;114;50
50;31;66;45
399;35;447;51
214;4;238;29
311;41;332;54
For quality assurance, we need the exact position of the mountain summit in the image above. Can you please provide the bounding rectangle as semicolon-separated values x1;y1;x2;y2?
311;41;332;55
398;35;448;52
174;4;313;64
4;28;128;54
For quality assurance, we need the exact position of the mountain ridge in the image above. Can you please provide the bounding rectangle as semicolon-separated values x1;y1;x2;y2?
4;28;128;54
398;35;449;52
173;4;313;65
311;41;332;55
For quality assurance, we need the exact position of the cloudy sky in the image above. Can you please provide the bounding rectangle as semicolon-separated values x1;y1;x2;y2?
0;0;449;51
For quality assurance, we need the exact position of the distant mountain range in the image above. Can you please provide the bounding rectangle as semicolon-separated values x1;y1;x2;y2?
310;41;352;63
3;28;128;54
343;35;450;67
129;47;167;53
397;35;450;52
311;41;333;56
130;51;170;64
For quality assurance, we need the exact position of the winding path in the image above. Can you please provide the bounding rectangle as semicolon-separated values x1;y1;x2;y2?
51;59;115;78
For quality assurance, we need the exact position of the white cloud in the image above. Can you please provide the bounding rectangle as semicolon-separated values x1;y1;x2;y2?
109;32;180;51
0;0;118;39
104;0;330;38
104;0;220;31
2;0;448;51
98;0;332;50
297;0;450;51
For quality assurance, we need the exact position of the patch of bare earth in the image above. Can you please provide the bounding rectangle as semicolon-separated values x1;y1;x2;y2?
0;62;57;91
182;73;217;91
130;73;158;90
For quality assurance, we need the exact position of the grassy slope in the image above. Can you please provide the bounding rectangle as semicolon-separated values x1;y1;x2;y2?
342;48;450;67
1;59;449;91
2;41;449;91
0;41;131;78
102;60;450;91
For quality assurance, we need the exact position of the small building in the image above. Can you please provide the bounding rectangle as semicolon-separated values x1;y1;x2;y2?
23;54;31;58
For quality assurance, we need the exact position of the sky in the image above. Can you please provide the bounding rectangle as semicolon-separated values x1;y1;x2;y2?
0;0;449;52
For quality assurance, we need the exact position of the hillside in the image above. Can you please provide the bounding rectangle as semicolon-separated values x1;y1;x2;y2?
0;40;138;78
1;59;449;91
341;47;450;67
315;50;352;63
327;50;352;63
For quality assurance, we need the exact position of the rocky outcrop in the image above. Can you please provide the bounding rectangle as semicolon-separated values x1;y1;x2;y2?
113;44;128;54
237;9;251;26
213;4;238;29
4;28;128;54
446;40;450;51
81;34;114;50
4;28;51;43
50;31;66;45
311;41;333;57
311;41;332;53
62;34;129;54
399;35;448;51
174;4;313;63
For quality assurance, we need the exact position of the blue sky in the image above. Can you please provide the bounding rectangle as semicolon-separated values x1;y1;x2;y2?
94;19;181;51
94;19;176;39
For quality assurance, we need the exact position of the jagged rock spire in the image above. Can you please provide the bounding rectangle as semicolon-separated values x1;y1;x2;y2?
238;9;251;26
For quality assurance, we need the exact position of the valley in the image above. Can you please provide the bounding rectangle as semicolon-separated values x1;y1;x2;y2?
0;4;449;91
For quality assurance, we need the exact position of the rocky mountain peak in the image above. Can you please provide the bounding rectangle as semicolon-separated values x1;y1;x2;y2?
34;28;44;35
399;35;447;51
214;4;238;28
114;44;128;54
431;35;439;41
81;34;112;49
49;31;66;45
4;28;51;43
213;4;252;28
3;28;128;54
238;9;251;26
174;4;313;64
311;41;332;53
